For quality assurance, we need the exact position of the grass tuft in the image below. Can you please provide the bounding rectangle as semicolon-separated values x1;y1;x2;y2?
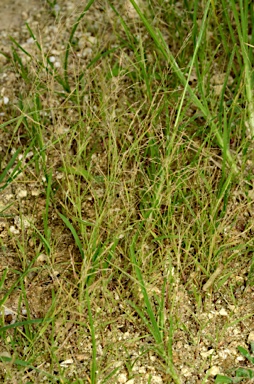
1;0;254;382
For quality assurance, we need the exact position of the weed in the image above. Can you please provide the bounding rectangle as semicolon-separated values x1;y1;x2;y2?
1;0;254;382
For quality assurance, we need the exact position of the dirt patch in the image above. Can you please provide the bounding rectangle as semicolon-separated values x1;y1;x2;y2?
0;0;40;30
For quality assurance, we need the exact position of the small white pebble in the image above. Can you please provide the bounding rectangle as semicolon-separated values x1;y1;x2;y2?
49;56;56;63
82;47;93;58
31;189;40;196
97;344;103;356
14;216;30;229
4;193;14;201
37;254;48;263
1;309;14;316
219;308;228;317
208;366;221;376
16;190;27;199
151;375;163;384
3;96;9;105
22;11;28;19
26;37;34;44
114;292;120;300
182;367;193;377
87;35;97;45
26;151;34;159
60;359;73;367
9;226;19;234
248;331;254;343
236;355;245;361
200;349;214;358
218;349;232;359
118;373;127;383
53;4;61;14
56;172;64;179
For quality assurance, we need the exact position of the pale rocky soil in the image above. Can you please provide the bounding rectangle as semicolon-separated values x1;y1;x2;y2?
0;0;39;30
0;1;254;383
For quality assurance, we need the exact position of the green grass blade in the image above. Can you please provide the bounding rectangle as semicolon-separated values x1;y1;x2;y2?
128;0;237;172
0;318;51;333
129;235;181;384
29;222;51;255
9;36;32;58
101;367;121;384
0;268;8;290
238;346;254;365
0;355;61;381
0;148;21;185
26;23;42;52
43;171;52;246
129;242;162;345
214;375;233;383
236;367;254;378
86;289;97;383
63;0;96;91
58;212;85;259
229;0;254;136
0;254;41;308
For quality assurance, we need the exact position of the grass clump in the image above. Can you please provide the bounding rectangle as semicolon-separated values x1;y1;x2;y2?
215;343;254;382
0;0;254;383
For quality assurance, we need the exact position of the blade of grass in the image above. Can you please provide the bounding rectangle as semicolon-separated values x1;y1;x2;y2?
86;289;97;383
0;355;61;381
0;318;51;333
58;212;85;259
0;268;8;291
229;0;254;136
43;170;52;248
9;36;32;58
0;148;21;185
129;240;162;345
63;0;96;91
236;367;254;378
26;23;43;53
128;0;237;172
0;254;41;308
101;367;121;384
238;346;254;365
29;222;51;255
214;375;234;383
128;231;181;384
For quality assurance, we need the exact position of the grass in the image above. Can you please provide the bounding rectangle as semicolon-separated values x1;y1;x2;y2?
215;343;254;382
0;0;254;382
